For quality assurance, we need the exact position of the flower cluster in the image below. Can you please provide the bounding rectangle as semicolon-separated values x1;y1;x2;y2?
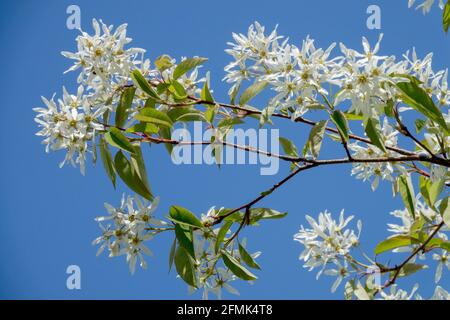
224;22;450;119
61;19;146;101
294;210;362;292
33;87;105;174
92;194;165;274
35;19;209;174
348;118;401;190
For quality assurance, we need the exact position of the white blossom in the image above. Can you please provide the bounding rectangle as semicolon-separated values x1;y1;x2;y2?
93;194;164;274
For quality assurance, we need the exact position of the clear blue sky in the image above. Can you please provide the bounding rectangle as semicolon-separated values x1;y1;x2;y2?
0;0;449;299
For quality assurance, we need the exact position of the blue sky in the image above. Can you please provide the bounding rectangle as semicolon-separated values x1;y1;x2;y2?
0;0;449;299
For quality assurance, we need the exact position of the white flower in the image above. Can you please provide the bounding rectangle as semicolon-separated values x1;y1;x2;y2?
430;286;450;300
432;250;450;283
34;87;106;174
378;284;419;300
324;260;350;293
61;19;145;99
93;194;163;274
294;210;361;278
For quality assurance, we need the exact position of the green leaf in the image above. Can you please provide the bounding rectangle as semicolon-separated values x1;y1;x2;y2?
168;237;177;273
397;263;428;277
398;174;416;218
104;128;136;154
215;221;233;253
115;87;136;128
374;235;420;255
204;107;216;124
364;117;386;153
175;224;195;258
442;196;450;228
221;250;257;281
415;119;426;133
126;122;159;134
444;1;450;33
384;100;395;118
174;246;197;287
168;79;187;100
344;111;364;121
135;108;173;128
397;80;449;134
248;208;287;224
130;70;160;101
173;57;208;80
201;82;214;103
239;81;268;106
169;206;203;228
330;110;349;142
154;54;173;71
167;108;205;123
419;175;444;209
99;136;116;188
130;143;151;192
218;118;244;128
279;137;299;157
114;151;153;200
304;120;328;158
238;243;261;270
159;127;173;154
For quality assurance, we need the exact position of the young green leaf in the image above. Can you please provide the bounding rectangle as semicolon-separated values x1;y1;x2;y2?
175;224;195;258
130;143;151;192
168;80;188;100
174;246;197;287
114;151;153;200
126;123;159;135
131;69;160;100
168;237;177;273
330;110;349;142
215;221;233;253
443;1;450;33
248;208;288;224
419;175;444;209
303;120;328;158
364;117;386;153
279;137;299;157
397;263;428;278
239;81;268;106
104;128;136;154
238;243;261;270
169;206;203;228
167;107;206;123
115;87;136;128
99;136;116;188
154;54;173;71
374;235;420;255
135;108;173;128
442;196;450;229
221;250;257;281
397;80;449;134
201;82;214;103
173;57;208;80
398;174;416;218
